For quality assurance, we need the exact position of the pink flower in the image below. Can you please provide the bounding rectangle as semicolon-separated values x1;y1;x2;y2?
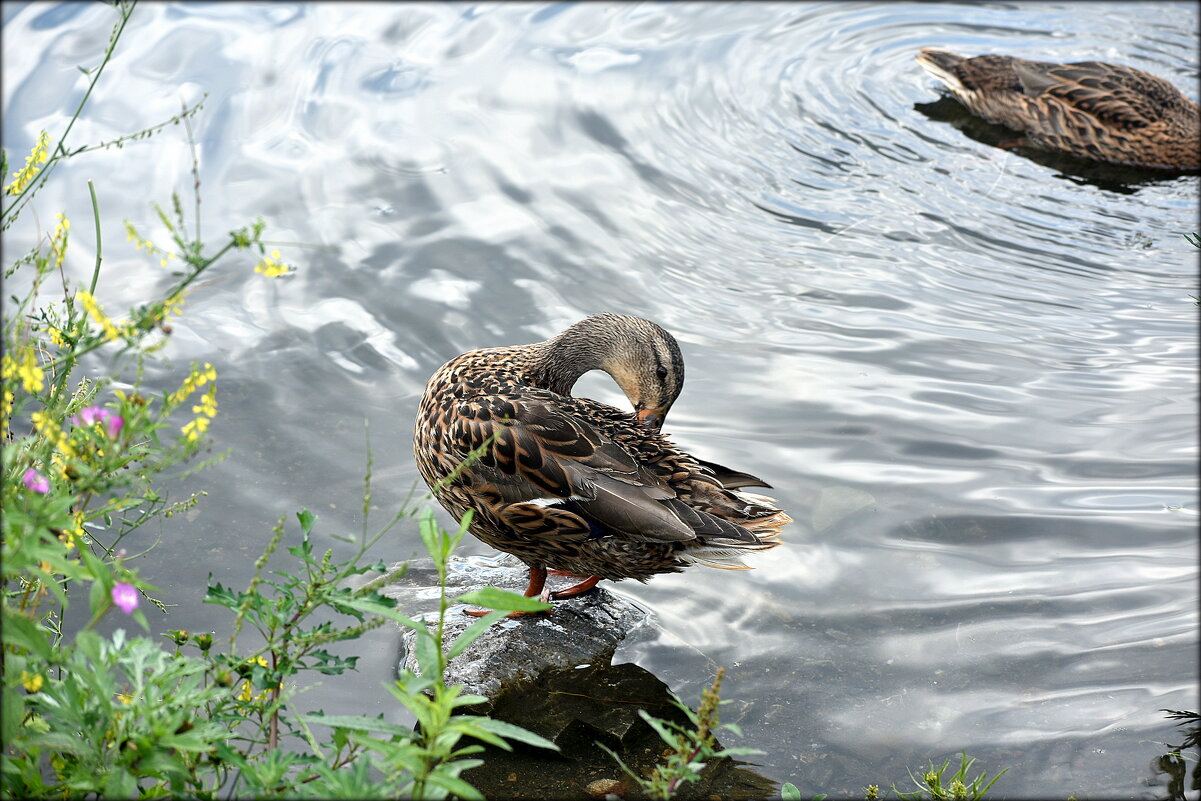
23;468;50;494
111;582;139;614
70;406;124;438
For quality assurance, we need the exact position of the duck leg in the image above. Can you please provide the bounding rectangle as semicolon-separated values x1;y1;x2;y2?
549;575;602;599
463;565;551;618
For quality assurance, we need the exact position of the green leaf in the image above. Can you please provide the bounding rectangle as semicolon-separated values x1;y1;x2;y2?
338;596;427;632
425;768;485;801
454;586;551;613
418;510;440;562
297;508;315;535
2;688;25;744
27;563;69;610
1;610;53;661
446;611;506;659
460;715;559;751
104;767;137;798
444;720;510;750
413;627;440;677
130;608;150;632
297;713;415;737
87;576;108;619
204;578;239;608
25;730;88;755
779;782;802;801
713;746;765;758
637;709;682;748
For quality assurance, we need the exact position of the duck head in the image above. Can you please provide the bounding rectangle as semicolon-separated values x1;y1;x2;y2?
528;313;685;430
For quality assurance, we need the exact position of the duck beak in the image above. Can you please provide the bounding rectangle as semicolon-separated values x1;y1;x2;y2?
635;406;668;430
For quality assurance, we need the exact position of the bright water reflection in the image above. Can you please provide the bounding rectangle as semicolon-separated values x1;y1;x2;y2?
3;2;1197;797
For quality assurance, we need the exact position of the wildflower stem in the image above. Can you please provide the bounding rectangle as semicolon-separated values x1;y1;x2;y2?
88;180;103;294
183;100;202;245
55;3;135;162
1;2;135;227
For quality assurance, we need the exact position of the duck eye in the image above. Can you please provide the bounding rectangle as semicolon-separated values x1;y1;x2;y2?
656;365;668;380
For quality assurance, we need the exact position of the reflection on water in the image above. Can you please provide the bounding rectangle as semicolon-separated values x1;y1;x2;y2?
913;96;1194;195
3;1;1197;798
1155;710;1201;801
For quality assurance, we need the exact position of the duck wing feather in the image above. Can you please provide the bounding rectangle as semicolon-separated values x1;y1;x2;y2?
1014;60;1186;129
450;391;697;544
691;457;773;489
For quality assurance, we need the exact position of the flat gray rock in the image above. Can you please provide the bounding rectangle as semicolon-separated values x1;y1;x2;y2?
379;553;653;703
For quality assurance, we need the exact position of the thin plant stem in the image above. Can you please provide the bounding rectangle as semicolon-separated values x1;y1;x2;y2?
87;180;102;294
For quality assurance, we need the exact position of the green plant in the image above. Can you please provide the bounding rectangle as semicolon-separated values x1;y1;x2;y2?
1150;708;1200;801
293;509;556;800
4;11;289;793
5;497;556;798
4;2;556;797
600;667;764;800
892;752;1007;801
780;780;828;800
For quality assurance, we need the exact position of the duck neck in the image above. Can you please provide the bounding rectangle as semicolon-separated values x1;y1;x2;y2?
523;320;614;395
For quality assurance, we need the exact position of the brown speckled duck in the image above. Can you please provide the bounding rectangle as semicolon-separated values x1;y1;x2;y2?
413;313;789;614
917;48;1201;170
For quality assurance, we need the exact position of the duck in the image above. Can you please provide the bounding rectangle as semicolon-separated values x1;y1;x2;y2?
413;313;790;615
916;48;1201;171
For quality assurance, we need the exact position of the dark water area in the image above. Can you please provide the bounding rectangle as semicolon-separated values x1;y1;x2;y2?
3;2;1198;798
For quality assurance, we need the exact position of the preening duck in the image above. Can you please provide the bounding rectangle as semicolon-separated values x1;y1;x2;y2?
413;313;790;614
916;48;1201;170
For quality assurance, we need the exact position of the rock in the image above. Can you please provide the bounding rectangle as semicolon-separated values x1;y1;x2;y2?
376;553;780;799
586;778;626;798
379;553;652;704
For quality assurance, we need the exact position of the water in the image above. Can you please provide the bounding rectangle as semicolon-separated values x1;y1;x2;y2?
3;2;1198;797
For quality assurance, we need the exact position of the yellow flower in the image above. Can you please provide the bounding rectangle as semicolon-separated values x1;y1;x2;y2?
192;386;218;418
5;131;51;196
160;291;186;323
49;214;70;270
31;411;76;460
181;415;210;442
254;249;290;278
20;671;44;693
124;220;174;263
238;655;278;702
66;514;85;549
3;349;44;394
46;326;65;347
115;693;133;705
76;290;123;342
169;362;217;406
18;350;45;394
1;388;13;439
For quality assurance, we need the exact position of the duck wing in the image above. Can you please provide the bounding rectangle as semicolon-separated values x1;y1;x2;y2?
1013;60;1186;129
691;457;773;489
450;391;697;544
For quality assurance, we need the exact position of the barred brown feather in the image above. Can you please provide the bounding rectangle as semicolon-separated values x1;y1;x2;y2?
413;314;790;591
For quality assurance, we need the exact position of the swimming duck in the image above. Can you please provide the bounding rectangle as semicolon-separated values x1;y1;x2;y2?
413;313;789;614
916;48;1201;170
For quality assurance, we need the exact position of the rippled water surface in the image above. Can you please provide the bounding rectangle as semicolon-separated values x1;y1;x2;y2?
4;2;1198;797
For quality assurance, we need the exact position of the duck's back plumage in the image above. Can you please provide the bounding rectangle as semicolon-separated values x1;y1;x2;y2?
413;317;788;589
917;48;1201;170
